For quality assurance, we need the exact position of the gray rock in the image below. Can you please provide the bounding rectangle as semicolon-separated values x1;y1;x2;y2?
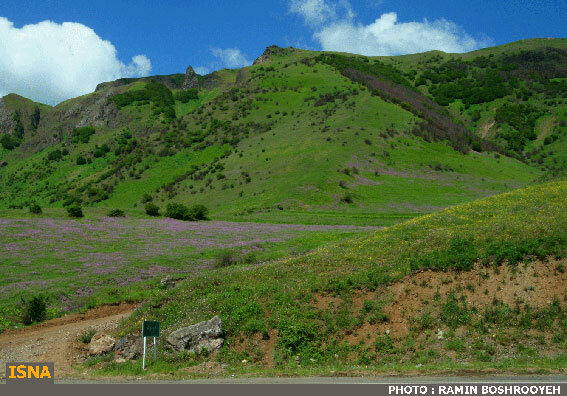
160;275;175;289
88;334;115;356
190;338;224;354
0;98;14;135
166;316;223;353
182;66;199;90
114;335;144;360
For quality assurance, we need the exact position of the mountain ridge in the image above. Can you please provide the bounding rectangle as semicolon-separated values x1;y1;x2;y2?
1;38;565;225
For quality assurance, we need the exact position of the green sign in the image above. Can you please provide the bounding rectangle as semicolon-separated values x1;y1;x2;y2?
142;321;160;337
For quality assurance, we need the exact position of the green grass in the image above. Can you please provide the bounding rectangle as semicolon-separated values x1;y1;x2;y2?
0;40;545;225
0;214;377;332
110;180;567;374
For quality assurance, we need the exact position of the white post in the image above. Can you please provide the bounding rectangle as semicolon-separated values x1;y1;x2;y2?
143;336;146;370
153;337;157;360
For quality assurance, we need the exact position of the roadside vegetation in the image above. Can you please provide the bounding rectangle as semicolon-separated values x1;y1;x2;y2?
105;180;567;375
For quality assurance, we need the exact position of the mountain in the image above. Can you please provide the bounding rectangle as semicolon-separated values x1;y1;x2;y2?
1;39;566;225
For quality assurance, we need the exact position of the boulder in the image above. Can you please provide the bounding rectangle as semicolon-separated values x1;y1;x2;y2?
114;335;144;360
182;66;199;90
166;316;223;353
88;334;115;356
160;275;175;289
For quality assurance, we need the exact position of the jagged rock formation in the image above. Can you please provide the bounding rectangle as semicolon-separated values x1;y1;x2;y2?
182;66;199;90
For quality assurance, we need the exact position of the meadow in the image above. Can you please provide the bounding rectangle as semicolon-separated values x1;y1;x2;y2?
0;215;377;332
101;180;567;376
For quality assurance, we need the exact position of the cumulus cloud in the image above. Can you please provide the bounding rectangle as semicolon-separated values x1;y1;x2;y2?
0;17;151;105
290;0;487;56
210;47;251;68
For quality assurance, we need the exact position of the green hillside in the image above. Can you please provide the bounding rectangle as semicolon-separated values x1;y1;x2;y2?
109;180;567;375
2;40;561;225
377;38;567;174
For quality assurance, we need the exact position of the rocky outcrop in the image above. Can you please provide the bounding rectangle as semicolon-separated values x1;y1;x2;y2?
166;316;223;353
62;90;119;129
0;98;14;135
253;45;295;65
114;335;144;360
182;66;199;90
88;334;116;356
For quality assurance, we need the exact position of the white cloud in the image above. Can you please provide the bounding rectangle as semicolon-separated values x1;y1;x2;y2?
0;17;151;105
289;0;337;26
210;47;251;68
193;66;210;75
290;0;487;56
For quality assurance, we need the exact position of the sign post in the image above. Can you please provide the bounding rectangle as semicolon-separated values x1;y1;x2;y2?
142;321;160;370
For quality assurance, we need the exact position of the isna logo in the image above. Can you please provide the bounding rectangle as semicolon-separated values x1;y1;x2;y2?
6;362;54;384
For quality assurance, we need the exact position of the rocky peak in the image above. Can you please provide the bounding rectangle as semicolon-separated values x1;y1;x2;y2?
182;66;199;90
253;45;295;65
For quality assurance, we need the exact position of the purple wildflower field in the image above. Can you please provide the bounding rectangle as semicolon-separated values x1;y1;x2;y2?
0;217;378;328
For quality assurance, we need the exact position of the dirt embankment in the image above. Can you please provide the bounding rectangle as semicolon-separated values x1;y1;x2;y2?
236;258;567;366
0;302;136;378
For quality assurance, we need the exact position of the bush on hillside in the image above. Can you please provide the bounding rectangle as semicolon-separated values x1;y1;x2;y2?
76;155;87;165
21;295;48;325
188;204;209;220
341;193;354;204
47;149;63;161
107;209;125;217
165;203;191;220
145;202;160;217
175;89;198;103
28;203;42;215
71;126;96;144
165;203;209;221
0;133;20;150
67;205;84;218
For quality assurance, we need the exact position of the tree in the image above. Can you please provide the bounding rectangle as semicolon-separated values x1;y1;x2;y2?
145;202;160;217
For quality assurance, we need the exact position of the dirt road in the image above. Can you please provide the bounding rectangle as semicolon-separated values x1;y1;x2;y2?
0;302;136;379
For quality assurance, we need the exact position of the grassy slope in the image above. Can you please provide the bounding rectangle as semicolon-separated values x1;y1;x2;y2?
111;180;567;375
0;44;541;225
376;38;567;175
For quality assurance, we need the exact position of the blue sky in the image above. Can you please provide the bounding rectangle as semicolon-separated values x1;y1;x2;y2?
0;0;566;104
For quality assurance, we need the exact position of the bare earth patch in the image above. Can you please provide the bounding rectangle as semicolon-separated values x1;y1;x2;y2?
0;302;136;379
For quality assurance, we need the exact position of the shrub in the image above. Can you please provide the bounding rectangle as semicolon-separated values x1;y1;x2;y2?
188;204;209;220
71;126;96;144
341;193;353;204
78;329;97;344
47;149;63;161
141;193;153;203
0;133;20;150
29;203;42;215
76;155;87;165
214;251;239;268
107;209;125;217
165;203;209;221
145;202;160;217
175;89;198;103
21;295;48;325
165;203;191;220
67;205;84;218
